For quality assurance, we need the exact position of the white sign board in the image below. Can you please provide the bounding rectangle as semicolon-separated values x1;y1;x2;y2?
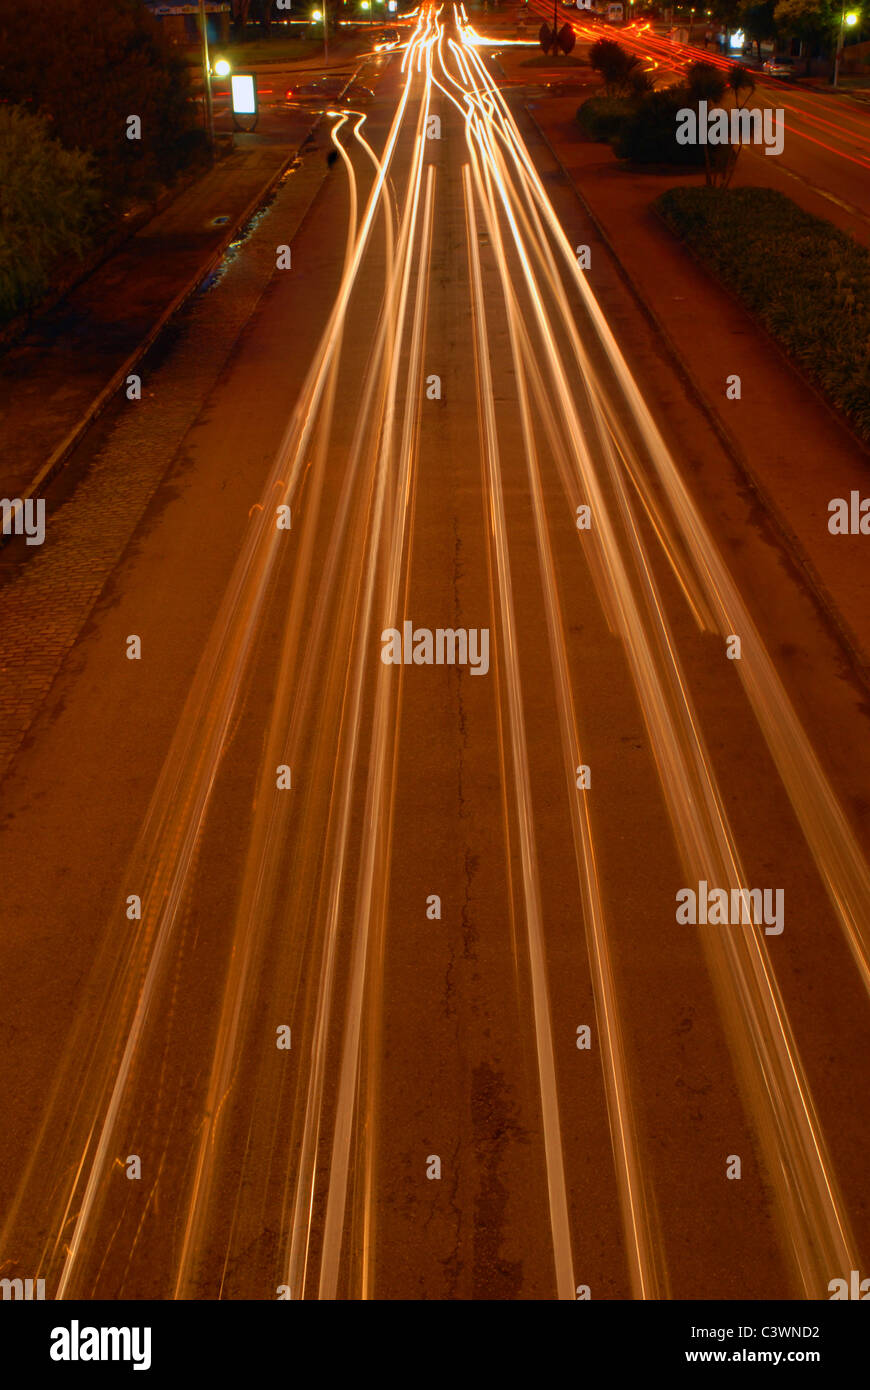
231;74;257;116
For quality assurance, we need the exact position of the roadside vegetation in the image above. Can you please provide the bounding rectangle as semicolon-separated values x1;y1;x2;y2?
0;0;203;325
656;186;870;443
0;109;101;322
579;43;757;179
204;38;326;66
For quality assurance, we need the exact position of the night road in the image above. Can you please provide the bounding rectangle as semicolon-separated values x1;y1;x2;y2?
1;1;869;1320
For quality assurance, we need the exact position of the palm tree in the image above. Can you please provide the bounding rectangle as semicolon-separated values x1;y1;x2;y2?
684;62;726;185
722;64;756;187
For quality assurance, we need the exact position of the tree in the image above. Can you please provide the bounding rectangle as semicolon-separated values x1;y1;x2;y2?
709;0;743;38
740;0;778;58
774;0;837;70
0;107;100;322
589;37;644;93
0;0;201;200
539;21;576;54
681;61;758;188
719;64;757;186
684;59;728;103
682;63;727;185
231;0;254;39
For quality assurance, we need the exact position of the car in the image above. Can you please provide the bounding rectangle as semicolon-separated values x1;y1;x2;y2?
374;28;400;49
762;55;796;77
284;77;375;105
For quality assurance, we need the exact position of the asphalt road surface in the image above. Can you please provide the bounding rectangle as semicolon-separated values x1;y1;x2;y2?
1;6;869;1301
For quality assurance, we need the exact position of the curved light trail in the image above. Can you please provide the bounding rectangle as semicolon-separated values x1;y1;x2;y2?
3;4;867;1305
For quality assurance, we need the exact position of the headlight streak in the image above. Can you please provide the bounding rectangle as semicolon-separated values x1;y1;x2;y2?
15;12;431;1303
429;8;669;1301
456;20;870;1006
463;162;578;1303
175;105;405;1302
3;4;867;1305
315;64;438;1307
449;20;863;1294
463;99;672;1302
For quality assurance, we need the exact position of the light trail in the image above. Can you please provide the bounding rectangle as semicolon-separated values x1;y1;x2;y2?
464;164;577;1301
316;96;437;1303
465;105;672;1300
11;12;433;1301
449;18;865;1293
4;4;868;1304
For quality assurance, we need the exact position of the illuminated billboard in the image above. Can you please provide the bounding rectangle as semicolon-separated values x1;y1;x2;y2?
231;73;257;116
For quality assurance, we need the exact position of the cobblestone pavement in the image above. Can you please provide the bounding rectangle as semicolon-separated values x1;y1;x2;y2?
0;153;329;780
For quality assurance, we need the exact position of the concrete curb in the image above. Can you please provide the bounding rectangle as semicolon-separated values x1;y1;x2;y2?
19;141;311;513
0;164;206;358
522;102;870;690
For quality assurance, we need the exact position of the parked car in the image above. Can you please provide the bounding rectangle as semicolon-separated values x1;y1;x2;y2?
762;55;796;78
284;77;375;105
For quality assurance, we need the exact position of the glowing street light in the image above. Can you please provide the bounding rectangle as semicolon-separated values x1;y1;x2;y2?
213;57;231;78
312;6;328;62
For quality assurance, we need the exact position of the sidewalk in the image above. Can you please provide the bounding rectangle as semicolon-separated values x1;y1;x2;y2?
526;96;870;669
0;136;307;504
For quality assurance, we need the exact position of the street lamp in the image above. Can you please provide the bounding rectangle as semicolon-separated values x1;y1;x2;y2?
214;57;231;78
198;0;215;158
833;7;859;87
312;7;329;64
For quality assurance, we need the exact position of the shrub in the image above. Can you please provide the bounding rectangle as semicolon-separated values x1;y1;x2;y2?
576;95;636;143
614;88;706;165
0;107;101;322
655;186;870;442
0;0;200;201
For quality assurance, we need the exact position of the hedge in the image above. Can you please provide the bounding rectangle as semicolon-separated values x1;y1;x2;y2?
0;107;100;323
655;186;870;443
576;95;636;143
614;89;706;166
